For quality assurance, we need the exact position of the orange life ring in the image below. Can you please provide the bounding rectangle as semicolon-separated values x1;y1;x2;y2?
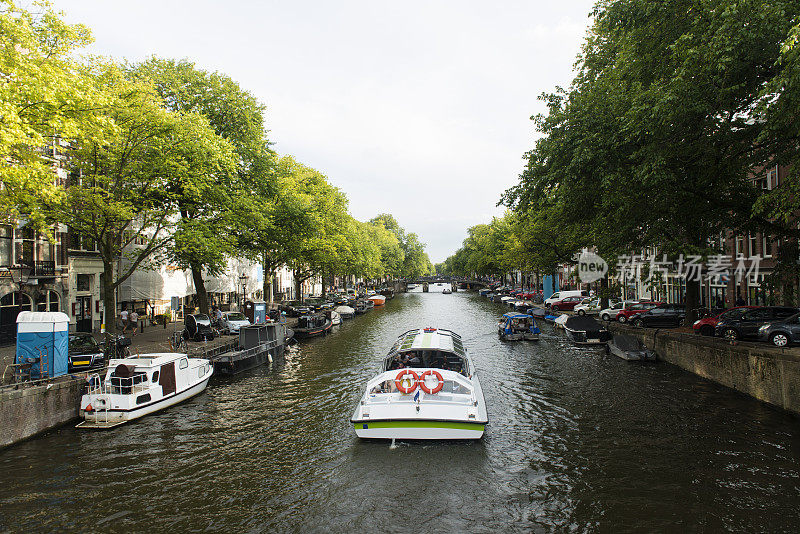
395;369;419;394
419;370;444;394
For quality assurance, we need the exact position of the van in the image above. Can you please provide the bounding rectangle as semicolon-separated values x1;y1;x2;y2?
545;290;589;308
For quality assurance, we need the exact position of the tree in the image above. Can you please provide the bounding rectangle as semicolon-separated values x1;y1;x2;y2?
0;0;110;225
131;58;271;313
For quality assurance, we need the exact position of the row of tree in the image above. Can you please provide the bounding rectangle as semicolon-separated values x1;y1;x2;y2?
440;0;800;321
1;1;432;332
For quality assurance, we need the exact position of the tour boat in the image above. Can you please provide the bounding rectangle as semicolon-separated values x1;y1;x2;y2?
77;353;213;429
351;327;488;440
498;312;540;341
367;294;386;306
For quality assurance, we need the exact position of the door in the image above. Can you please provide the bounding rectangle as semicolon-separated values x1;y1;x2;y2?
159;362;176;395
76;296;92;332
740;309;770;338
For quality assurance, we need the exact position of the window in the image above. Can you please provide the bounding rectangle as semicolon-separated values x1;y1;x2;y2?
136;394;151;405
16;227;34;267
763;236;773;258
767;166;779;189
0;226;11;266
749;233;758;256
77;274;92;292
179;358;188;369
36;291;60;312
152;371;159;383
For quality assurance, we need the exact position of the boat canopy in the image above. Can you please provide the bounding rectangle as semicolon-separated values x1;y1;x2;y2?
502;312;532;320
383;328;468;375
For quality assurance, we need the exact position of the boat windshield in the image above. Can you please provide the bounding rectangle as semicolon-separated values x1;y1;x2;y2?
226;312;246;321
383;350;467;375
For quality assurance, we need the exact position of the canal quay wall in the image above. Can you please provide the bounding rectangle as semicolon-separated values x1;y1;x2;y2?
609;323;800;415
0;376;84;449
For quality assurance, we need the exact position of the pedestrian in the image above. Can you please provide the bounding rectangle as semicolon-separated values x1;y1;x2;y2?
129;309;139;336
735;293;746;306
120;306;129;334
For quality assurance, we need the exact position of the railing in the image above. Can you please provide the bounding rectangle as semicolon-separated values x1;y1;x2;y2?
365;369;475;396
34;261;55;277
87;373;149;396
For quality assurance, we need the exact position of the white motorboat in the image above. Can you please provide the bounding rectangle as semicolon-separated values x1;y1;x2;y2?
77;353;213;429
442;288;452;294
335;305;355;319
330;310;342;326
351;327;488;440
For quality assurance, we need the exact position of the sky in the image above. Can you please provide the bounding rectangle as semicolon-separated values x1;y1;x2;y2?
53;0;597;263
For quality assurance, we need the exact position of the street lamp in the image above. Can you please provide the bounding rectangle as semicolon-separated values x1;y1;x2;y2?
239;273;248;309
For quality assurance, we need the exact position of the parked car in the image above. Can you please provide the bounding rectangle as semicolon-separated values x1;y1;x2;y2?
616;301;662;323
220;311;251;335
550;296;585;312
68;333;105;372
545;290;589;308
574;297;614;316
715;306;799;341
305;298;335;312
631;304;686;328
279;300;312;317
758;313;800;347
693;306;758;336
599;300;638;321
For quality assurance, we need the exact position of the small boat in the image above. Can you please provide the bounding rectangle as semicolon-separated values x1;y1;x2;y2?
607;334;656;361
367;294;386;306
498;312;540;341
564;315;611;345
330;310;342;326
380;288;395;299
407;283;417;290
78;353;213;429
513;301;530;311
293;313;333;339
554;314;569;329
442;288;452;294
355;301;369;314
213;324;285;375
351;327;487;440
365;299;375;309
335;305;355;319
507;299;521;308
479;288;491;296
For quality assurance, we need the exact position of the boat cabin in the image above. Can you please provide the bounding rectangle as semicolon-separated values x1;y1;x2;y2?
381;328;470;376
297;314;328;329
499;312;538;334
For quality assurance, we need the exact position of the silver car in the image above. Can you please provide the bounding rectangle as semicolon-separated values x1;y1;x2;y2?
220;311;251;335
599;300;638;321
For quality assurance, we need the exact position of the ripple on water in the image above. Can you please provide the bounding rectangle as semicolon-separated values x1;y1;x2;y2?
1;292;800;532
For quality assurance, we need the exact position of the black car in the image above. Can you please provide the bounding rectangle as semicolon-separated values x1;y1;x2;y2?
715;306;798;341
279;300;312;317
68;333;105;372
758;313;800;347
185;313;216;341
631;304;686;328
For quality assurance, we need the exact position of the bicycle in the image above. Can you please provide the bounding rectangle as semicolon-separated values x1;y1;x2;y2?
169;329;188;352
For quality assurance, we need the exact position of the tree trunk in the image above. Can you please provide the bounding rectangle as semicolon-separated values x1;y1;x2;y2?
294;269;303;302
190;263;209;315
321;268;327;298
102;259;117;340
685;277;701;324
600;274;609;309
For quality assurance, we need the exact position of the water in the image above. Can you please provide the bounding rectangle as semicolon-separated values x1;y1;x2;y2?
2;291;800;532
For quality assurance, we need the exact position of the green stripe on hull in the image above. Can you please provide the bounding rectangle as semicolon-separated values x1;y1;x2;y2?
354;421;485;431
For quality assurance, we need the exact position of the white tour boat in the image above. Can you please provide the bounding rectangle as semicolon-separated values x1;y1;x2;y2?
351;328;488;440
77;353;213;429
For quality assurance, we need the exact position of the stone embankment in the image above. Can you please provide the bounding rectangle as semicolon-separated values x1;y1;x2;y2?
609;322;800;415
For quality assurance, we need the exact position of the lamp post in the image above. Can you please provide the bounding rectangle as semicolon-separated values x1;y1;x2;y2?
239;273;248;309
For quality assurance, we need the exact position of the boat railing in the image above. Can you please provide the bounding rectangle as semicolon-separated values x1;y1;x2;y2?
366;369;475;395
89;373;150;396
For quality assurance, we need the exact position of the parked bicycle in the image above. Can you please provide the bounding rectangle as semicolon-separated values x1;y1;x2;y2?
105;334;132;359
169;329;188;352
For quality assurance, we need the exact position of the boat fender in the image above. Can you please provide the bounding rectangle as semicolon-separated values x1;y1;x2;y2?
395;369;419;394
419;370;444;394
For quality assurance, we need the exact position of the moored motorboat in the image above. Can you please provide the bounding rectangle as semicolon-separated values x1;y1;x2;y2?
335;305;355;319
498;312;540;341
607;334;656;361
78;353;212;429
354;301;369;314
351;327;487;440
329;310;342;326
564;315;611;345
554;314;569;329
479;288;491;296
367;294;386;306
293;313;333;339
442;288;452;294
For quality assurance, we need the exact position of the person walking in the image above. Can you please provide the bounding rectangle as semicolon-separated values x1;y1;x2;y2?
129;309;139;337
120;306;129;335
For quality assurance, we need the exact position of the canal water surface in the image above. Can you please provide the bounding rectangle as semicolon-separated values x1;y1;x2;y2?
2;291;800;532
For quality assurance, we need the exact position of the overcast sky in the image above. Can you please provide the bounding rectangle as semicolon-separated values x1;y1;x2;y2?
54;0;596;263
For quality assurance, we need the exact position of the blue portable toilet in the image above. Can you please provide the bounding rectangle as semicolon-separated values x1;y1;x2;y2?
244;299;267;324
16;311;70;379
543;275;560;301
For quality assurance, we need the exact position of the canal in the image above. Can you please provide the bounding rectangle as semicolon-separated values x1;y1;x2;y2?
2;290;800;532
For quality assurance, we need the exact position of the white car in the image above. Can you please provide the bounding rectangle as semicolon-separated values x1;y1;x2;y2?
220;311;251;334
573;298;609;316
545;290;589;308
599;300;639;321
